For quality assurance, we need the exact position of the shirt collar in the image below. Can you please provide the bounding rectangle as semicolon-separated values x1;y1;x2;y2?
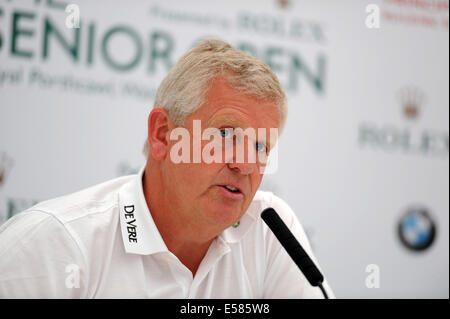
118;166;259;255
118;165;168;255
219;199;259;244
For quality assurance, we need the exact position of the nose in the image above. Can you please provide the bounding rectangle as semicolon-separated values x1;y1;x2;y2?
223;133;259;175
227;161;255;175
226;146;257;175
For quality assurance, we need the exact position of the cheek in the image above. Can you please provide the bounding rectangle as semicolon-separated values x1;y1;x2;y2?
167;161;223;195
250;173;264;194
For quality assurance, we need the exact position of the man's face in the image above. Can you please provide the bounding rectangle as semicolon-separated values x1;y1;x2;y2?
163;77;280;235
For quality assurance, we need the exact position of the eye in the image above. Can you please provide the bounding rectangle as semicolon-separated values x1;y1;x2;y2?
255;141;267;153
219;128;232;138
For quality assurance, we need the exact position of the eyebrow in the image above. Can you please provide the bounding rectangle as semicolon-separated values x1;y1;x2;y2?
207;116;247;129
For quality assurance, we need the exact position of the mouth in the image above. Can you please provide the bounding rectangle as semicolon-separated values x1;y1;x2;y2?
216;184;244;200
222;185;241;193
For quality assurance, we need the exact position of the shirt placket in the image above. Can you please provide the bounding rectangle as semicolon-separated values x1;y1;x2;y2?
164;251;194;298
188;236;231;298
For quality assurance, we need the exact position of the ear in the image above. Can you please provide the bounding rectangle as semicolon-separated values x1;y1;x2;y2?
147;107;172;161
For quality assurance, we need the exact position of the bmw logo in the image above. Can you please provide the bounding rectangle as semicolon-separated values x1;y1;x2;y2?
398;207;437;252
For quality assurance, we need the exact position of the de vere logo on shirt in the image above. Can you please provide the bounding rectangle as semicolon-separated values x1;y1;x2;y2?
123;205;138;243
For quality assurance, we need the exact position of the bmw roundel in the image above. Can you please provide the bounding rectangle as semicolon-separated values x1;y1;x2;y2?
398;207;437;252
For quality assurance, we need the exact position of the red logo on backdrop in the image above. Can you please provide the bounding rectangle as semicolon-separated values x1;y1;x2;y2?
382;0;449;30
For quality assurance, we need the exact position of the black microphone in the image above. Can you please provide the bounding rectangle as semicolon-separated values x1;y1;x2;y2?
261;207;329;299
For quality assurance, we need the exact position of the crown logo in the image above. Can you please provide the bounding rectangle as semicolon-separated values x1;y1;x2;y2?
277;0;291;9
396;86;426;120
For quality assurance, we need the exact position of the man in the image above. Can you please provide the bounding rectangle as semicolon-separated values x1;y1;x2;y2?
0;39;334;298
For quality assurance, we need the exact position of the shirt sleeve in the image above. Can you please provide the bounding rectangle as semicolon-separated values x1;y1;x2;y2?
0;210;87;298
262;194;335;299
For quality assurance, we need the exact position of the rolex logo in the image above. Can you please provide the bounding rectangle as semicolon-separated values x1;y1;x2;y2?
397;86;426;120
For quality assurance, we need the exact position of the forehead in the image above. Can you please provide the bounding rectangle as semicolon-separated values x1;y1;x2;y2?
192;77;281;130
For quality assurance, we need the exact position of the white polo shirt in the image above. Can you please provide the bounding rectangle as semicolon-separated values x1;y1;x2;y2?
0;166;334;298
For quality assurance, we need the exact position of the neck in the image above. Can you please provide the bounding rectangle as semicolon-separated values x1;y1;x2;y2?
142;160;214;276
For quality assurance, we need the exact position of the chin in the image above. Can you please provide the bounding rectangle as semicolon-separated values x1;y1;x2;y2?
204;202;243;227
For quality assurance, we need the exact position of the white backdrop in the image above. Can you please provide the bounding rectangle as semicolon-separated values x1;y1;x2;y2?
0;0;448;298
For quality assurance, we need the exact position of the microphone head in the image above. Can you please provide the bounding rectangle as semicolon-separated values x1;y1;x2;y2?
261;207;279;224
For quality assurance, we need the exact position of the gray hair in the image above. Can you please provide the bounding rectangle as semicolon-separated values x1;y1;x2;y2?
143;38;287;157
